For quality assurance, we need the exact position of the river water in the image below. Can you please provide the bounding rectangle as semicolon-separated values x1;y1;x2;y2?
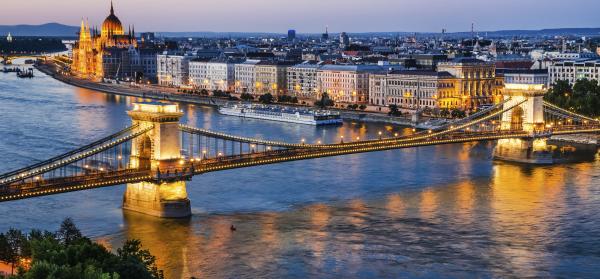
1;63;600;278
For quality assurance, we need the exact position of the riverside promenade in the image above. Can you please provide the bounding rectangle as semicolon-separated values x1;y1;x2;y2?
35;61;418;126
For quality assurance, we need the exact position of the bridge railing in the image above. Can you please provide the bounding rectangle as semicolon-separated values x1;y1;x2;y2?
0;168;151;201
543;101;600;124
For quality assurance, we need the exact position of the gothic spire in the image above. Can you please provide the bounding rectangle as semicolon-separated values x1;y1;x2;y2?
110;0;114;15
79;18;86;37
85;18;90;36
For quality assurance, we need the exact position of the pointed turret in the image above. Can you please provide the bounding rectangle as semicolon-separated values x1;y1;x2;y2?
85;18;90;36
110;0;115;15
79;19;86;38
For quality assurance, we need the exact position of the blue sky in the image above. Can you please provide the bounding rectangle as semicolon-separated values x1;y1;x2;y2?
2;0;598;33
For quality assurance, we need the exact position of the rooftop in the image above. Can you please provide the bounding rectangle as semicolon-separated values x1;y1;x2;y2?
388;70;454;78
439;57;492;65
498;69;548;75
319;64;384;72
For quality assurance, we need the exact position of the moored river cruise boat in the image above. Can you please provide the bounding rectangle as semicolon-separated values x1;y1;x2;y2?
219;103;343;126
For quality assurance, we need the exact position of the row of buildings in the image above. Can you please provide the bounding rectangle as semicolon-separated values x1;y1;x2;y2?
156;55;510;110
67;5;513;111
548;59;600;85
71;3;595;113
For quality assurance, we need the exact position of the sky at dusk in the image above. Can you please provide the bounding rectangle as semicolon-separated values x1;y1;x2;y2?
2;0;598;33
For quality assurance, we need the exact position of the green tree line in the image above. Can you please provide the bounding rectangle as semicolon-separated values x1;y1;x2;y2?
0;218;163;279
545;79;600;118
0;38;66;54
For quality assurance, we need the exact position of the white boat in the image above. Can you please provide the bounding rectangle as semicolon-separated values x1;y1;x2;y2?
219;103;343;126
415;119;449;130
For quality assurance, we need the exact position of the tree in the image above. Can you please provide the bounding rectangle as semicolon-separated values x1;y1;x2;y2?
277;95;291;103
200;89;209;96
0;219;164;278
240;93;254;101
258;93;274;104
359;104;367;111
422;106;433;116
0;233;16;271
440;108;450;118
315;93;334;109
388;104;401;116
116;240;163;279
545;79;600;117
5;228;25;273
56;218;82;246
451;109;466;119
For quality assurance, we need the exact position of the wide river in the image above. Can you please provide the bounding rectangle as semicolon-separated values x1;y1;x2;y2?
1;63;600;278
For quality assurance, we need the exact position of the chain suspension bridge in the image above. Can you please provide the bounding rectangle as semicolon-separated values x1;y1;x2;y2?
1;84;599;217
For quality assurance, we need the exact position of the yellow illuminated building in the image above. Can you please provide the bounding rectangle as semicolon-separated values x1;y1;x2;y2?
369;60;504;111
72;1;137;80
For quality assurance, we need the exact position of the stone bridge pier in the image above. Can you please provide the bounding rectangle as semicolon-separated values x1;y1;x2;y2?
123;102;191;218
493;83;553;164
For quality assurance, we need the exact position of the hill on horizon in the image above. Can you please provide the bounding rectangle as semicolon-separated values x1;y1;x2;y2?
0;23;78;37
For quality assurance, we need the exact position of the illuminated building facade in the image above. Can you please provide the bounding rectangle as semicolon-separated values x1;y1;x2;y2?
72;1;138;80
234;60;260;94
157;52;194;87
437;58;503;110
287;63;322;100
369;58;504;111
254;61;292;96
548;59;600;86
369;71;457;109
189;59;239;92
317;65;384;104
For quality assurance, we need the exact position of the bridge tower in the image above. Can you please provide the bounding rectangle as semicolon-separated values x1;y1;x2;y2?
493;83;552;164
123;102;192;218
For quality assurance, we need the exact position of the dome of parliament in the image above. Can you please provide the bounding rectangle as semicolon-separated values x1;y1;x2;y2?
101;2;124;37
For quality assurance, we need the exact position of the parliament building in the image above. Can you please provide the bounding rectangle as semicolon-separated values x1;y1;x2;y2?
72;2;146;80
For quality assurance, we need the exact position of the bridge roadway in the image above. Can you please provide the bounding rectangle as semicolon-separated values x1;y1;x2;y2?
2;125;600;203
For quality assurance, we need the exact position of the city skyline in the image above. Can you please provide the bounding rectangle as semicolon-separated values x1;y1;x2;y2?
2;0;599;33
2;0;600;277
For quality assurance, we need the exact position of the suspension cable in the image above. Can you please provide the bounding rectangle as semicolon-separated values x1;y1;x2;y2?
0;125;153;185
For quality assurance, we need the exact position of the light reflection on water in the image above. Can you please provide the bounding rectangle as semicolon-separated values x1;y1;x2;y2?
0;67;599;278
93;162;600;278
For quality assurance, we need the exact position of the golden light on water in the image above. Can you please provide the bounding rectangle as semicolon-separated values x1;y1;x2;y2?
386;194;404;218
454;181;475;224
419;189;438;220
96;159;600;279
